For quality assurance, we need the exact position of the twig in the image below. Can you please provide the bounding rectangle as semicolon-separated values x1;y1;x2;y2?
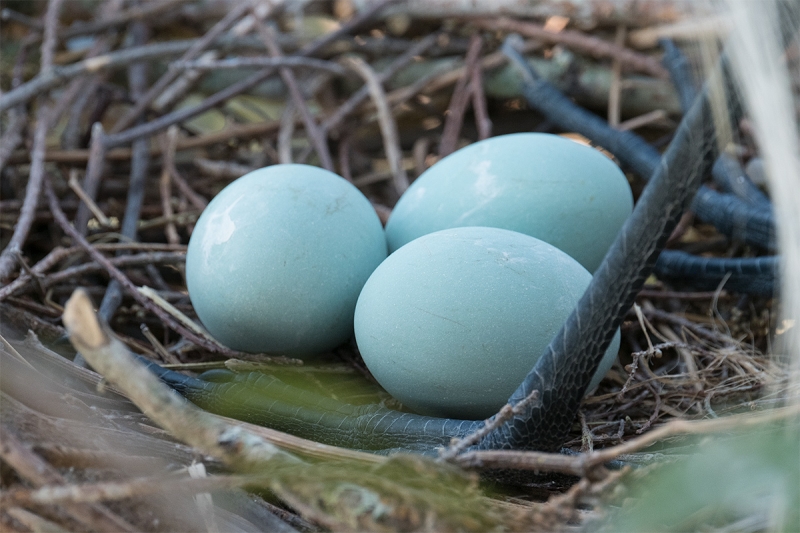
101;0;401;149
0;105;50;282
658;325;703;392
135;286;301;365
628;15;729;49
439;35;483;157
0;1;64;281
141;324;181;364
5;507;71;533
0;426;137;532
617;109;670;131
342;56;409;195
455;404;800;478
194;158;255;180
0;111;26;173
470;48;492;141
0;472;251;508
642;307;734;345
0;41;198;112
62;288;303;471
338;134;353;181
40;0;64;74
439;389;539;461
109;1;252;133
160;127;181;246
45;179;238;356
74;123;107;236
256;21;334;171
476;17;669;79
171;56;348;75
10;118;287;164
278;100;296;164
637;287;726;300
60;0;188;40
321;32;439;133
170;167;209;210
608;25;626;127
0;244;184;302
68;170;111;227
36;252;185;291
579;411;593;453
636;383;663;433
0;8;43;29
380;39;540;112
98;21;151;325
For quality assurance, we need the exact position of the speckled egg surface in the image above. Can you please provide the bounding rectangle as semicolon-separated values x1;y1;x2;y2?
385;133;633;272
186;164;387;355
354;226;620;420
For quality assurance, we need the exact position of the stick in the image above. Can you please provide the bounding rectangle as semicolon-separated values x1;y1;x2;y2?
255;21;334;171
62;288;302;470
476;17;669;79
101;0;401;149
320;32;439;133
171;56;348;75
109;0;253;133
98;21;151;324
160;127;181;245
0;41;198;112
342;56;409;195
439;35;482;157
0;426;137;532
45;179;237;356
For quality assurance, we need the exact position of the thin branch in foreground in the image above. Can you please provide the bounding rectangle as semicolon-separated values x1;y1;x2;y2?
0;426;137;532
0;473;251;508
454;404;800;479
62;287;303;471
342;56;409;195
439;389;539;461
45;179;237;356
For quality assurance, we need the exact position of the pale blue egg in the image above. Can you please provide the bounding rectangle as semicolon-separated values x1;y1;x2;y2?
354;227;620;419
385;133;633;272
186;164;387;355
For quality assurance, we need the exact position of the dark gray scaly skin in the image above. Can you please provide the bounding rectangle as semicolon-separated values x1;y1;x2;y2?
506;37;776;292
654;250;776;296
711;153;772;209
140;359;482;453
144;41;738;455
471;40;731;452
660;38;698;114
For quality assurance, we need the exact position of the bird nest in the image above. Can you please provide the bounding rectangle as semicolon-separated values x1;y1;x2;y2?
0;1;794;531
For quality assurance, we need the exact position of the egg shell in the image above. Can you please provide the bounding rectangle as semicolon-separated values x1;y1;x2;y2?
385;133;633;272
354;226;620;420
186;164;387;355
